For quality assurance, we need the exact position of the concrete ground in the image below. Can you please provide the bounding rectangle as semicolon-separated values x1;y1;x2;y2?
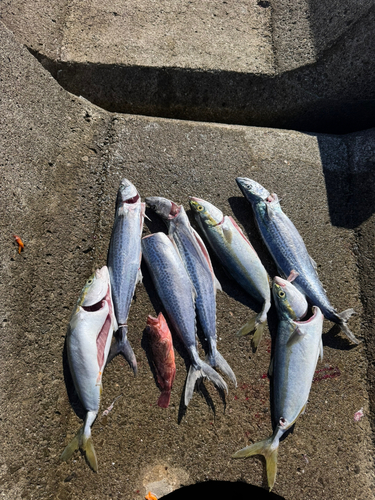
1;2;375;499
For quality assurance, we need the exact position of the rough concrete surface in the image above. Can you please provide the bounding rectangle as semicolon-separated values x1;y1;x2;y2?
1;18;375;500
1;1;375;133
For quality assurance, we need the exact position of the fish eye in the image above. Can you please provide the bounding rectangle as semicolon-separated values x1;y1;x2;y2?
278;290;285;298
197;205;204;211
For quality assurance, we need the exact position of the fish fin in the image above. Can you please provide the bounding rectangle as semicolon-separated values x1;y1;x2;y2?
191;227;219;289
81;434;98;472
107;326;138;375
157;390;171;408
184;362;228;406
268;357;274;377
236;314;266;349
301;403;307;415
286;325;305;347
136;268;143;284
60;428;82;463
309;255;317;269
320;338;324;362
232;434;279;492
214;276;222;293
286;269;299;282
222;225;233;245
337;309;359;344
61;411;98;472
208;350;237;387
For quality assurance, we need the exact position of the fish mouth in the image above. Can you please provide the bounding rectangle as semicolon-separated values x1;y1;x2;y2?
295;306;320;324
168;201;181;219
82;299;106;312
125;193;140;204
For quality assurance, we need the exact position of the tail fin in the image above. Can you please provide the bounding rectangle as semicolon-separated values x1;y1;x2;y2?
107;326;138;374
337;308;359;344
207;350;237;387
236;314;266;350
232;433;279;491
81;433;98;472
60;411;98;472
157;390;171;408
60;428;82;463
184;361;228;406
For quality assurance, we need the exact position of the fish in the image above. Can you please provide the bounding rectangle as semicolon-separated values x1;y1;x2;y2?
145;196;236;386
273;271;308;320
107;179;145;373
236;177;358;344
146;312;176;408
142;232;228;406
189;197;271;349
232;277;324;491
61;266;117;471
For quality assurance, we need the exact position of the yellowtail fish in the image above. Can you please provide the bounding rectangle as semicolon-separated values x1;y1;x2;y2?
61;266;117;471
107;179;145;373
142;232;227;406
145;196;236;386
233;277;324;491
236;177;358;344
189;197;271;349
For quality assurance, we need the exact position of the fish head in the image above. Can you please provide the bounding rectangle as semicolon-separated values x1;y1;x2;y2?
189;197;224;228
78;266;110;309
272;276;308;320
117;178;140;206
145;196;181;220
146;312;171;341
236;177;271;205
273;276;309;319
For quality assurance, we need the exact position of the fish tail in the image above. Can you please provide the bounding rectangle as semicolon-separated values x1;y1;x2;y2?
81;427;98;472
157;390;171;408
60;411;98;472
236;314;266;349
207;350;237;387
337;308;359;344
107;326;138;375
184;360;228;406
60;427;82;463
232;434;279;491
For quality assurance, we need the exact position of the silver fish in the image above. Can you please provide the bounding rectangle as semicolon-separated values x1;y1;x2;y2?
107;179;145;373
273;272;308;320
236;177;358;344
233;278;324;491
141;232;228;406
61;266;117;471
189;197;271;349
145;196;236;386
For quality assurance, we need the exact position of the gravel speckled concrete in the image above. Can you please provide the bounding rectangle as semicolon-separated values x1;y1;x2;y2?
1;21;375;499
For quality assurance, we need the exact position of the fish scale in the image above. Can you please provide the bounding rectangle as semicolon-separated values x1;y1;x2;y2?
145;196;236;385
233;278;324;491
107;179;145;372
236;177;358;344
142;232;228;406
189;196;271;349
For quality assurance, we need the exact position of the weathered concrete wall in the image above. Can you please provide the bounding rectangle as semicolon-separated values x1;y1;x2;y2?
2;0;375;133
1;19;375;500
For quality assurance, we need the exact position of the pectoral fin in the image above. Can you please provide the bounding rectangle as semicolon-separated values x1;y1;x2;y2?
286;325;305;347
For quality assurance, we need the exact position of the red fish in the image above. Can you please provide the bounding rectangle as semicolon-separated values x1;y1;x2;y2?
146;313;176;408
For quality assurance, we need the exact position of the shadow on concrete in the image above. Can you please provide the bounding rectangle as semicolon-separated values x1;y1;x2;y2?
159;480;285;499
317;131;375;228
28;0;375;138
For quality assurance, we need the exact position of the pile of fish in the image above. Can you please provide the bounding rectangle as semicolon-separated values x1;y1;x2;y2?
61;177;358;489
